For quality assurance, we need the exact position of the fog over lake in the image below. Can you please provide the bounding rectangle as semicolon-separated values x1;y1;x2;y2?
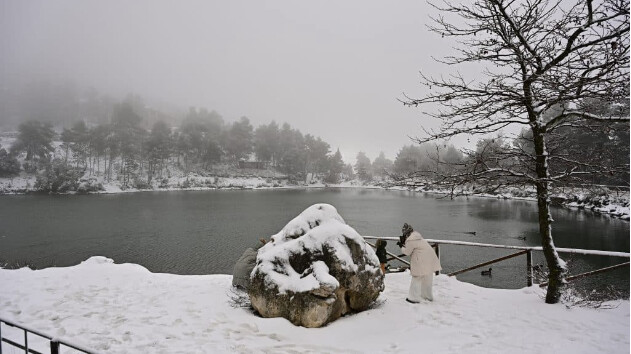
0;0;470;161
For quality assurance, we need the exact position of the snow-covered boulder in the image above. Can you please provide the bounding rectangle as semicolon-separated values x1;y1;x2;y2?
248;203;384;328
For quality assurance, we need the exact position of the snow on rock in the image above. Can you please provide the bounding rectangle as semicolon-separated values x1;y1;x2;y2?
248;204;384;327
268;203;347;244
0;258;628;353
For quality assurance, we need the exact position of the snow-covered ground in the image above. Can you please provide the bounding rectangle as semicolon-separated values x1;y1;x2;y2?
0;257;628;354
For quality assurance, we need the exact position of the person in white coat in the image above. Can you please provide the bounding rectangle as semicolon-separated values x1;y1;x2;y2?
399;223;441;302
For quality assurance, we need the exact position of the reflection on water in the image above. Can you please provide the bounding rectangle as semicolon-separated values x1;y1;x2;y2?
0;189;628;292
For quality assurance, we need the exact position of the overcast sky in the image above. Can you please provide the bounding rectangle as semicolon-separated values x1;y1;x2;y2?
1;0;467;162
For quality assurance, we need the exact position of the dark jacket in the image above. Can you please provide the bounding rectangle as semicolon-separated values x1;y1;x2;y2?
375;240;388;264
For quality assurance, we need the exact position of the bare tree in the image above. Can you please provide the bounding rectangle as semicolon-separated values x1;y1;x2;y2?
403;0;629;303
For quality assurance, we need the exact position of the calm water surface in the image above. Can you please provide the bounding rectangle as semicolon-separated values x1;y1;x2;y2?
0;188;628;291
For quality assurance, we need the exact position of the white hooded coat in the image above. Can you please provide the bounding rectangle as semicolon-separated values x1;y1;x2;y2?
401;231;442;277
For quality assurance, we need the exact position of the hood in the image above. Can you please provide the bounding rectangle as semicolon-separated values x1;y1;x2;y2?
407;231;423;241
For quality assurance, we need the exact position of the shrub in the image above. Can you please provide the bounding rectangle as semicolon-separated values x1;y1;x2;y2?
23;161;38;174
0;148;20;177
133;178;152;190
76;178;104;194
35;160;83;193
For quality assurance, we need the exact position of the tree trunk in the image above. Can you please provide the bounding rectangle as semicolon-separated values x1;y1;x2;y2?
533;130;566;303
108;154;114;182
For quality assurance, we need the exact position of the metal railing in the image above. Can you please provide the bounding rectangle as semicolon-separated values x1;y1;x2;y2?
364;236;630;287
0;317;96;354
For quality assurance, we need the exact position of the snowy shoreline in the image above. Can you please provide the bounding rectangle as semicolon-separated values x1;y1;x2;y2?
387;184;630;221
1;174;629;220
2;134;627;219
0;256;628;354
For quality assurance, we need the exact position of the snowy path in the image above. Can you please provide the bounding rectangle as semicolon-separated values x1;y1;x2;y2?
0;257;628;353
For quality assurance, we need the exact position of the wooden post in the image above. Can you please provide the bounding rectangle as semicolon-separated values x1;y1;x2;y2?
433;244;440;275
526;250;533;287
51;340;60;354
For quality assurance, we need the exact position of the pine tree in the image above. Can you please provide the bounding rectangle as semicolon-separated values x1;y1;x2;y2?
325;149;345;183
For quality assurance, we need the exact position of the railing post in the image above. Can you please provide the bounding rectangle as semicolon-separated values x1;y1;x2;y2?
0;320;3;354
434;244;440;275
24;329;28;354
526;250;533;287
51;340;60;354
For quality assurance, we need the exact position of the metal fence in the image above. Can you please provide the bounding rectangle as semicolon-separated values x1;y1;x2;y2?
364;236;630;287
0;317;96;354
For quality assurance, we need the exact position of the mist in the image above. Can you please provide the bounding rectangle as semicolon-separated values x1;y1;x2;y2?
0;0;464;161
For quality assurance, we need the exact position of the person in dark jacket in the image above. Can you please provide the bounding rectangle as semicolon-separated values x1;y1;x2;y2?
375;239;388;275
232;238;267;290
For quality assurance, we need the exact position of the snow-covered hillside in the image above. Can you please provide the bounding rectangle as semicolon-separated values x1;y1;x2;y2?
0;257;628;353
1;134;628;220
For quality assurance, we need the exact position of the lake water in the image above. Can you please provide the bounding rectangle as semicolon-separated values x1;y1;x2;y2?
0;188;628;292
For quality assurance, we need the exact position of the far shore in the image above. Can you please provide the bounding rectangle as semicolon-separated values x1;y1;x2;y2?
1;174;628;221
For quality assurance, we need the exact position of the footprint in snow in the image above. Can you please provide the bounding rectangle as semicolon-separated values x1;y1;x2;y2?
112;315;127;325
238;322;259;333
266;333;283;341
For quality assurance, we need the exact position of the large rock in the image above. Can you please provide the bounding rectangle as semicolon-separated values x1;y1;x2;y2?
248;203;384;328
